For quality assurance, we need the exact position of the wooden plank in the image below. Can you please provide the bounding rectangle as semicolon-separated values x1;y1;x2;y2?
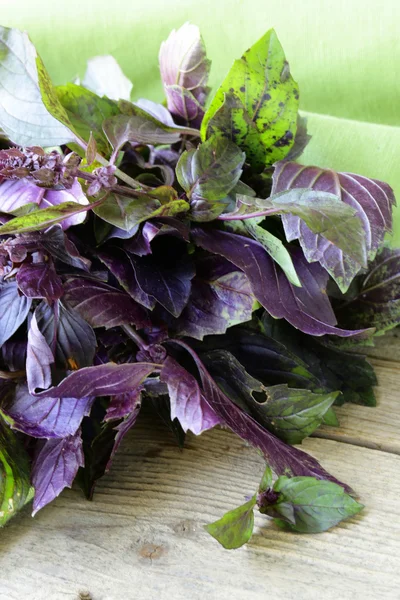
0;415;399;600
315;359;400;453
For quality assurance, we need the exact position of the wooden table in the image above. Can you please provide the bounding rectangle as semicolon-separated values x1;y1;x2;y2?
0;335;399;600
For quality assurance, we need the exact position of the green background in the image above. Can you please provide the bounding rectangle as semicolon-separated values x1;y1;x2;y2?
2;0;400;243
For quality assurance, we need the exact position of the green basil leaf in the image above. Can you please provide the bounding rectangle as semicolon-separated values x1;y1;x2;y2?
92;193;189;231
258;465;273;493
103;101;198;154
0;26;75;146
250;385;339;444
237;188;367;267
176;134;245;221
201;29;299;170
0;201;91;234
0;417;34;525
205;495;256;549
56;83;120;156
244;219;301;286
265;476;364;533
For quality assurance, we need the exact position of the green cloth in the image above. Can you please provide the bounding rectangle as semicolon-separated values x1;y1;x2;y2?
2;0;400;243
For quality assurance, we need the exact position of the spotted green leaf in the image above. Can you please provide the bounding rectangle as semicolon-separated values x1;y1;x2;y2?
201;29;299;170
56;83;120;156
0;201;92;235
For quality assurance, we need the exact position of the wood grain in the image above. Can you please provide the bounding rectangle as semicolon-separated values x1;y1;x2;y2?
0;413;399;600
315;359;400;453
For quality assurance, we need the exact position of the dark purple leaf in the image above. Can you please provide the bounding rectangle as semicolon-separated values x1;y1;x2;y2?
1;339;27;372
192;227;371;338
176;134;245;221
40;226;91;270
36;300;96;370
125;219;189;256
161;356;221;435
63;277;148;329
98;247;156;310
0;281;32;346
3;384;93;438
336;247;400;335
272;161;396;291
172;340;349;489
124;222;161;256
176;256;255;339
31;432;84;515
129;253;195;317
105;388;143;421
16;261;63;301
34;362;156;399
106;395;142;470
26;312;54;394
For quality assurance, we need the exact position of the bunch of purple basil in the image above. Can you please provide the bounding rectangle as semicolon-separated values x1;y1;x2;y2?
0;23;398;548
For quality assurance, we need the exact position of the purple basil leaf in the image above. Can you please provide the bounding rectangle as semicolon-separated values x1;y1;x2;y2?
336;247;400;335
36;300;96;370
31;431;84;515
0;281;32;346
40;179;89;230
272;161;396;292
16;261;63;301
63;276;148;329
105;388;143;421
192;227;371;338
40;226;91;271
129;253;195;317
162;86;205;129
0;179;44;213
26;312;54;394
173;340;350;490
176;255;255;340
161;356;221;435
135;98;179;127
3;384;93;438
34;362;155;399
159;23;210;98
1;339;27;372
106;395;143;470
125;221;161;256
234;188;367;267
98;247;156;310
159;23;210;125
125;219;190;256
176;134;245;221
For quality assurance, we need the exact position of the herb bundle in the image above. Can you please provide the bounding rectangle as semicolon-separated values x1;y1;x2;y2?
0;23;398;549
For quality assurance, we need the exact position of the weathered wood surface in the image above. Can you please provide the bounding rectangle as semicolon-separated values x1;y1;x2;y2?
0;335;399;600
